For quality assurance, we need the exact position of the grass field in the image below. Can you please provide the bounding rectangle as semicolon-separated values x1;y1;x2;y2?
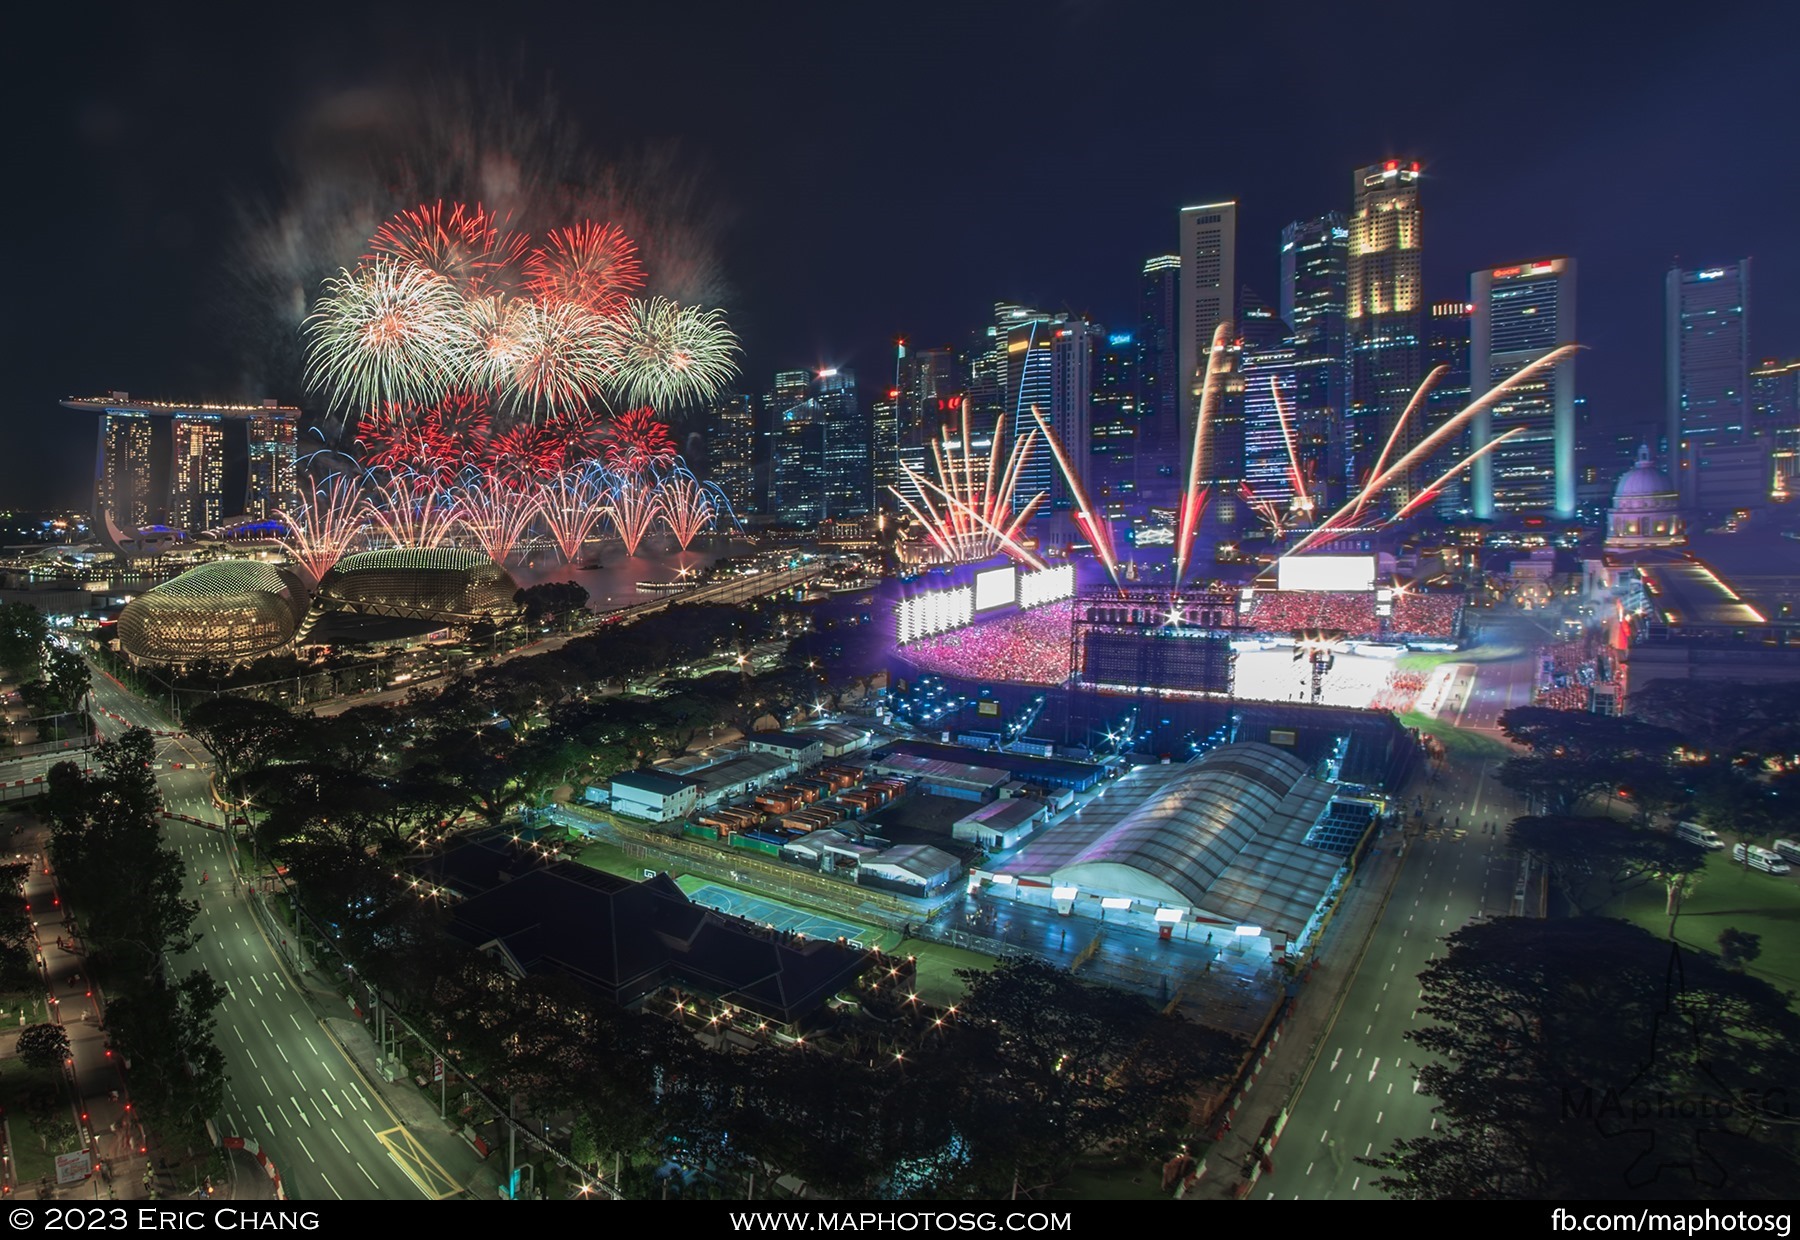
1604;850;1800;994
893;937;996;1007
0;1055;67;1184
1395;642;1524;673
566;839;649;882
1396;710;1513;759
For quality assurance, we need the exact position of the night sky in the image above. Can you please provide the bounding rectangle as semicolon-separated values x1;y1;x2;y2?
15;1;1799;510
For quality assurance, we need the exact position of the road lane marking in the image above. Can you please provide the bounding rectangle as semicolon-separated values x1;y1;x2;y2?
297;1137;316;1163
291;1013;303;1030
291;1095;311;1126
1387;1082;1393;1095
233;1026;244;1043
304;1036;320;1056
277;1045;289;1064
320;1173;342;1199
261;1019;274;1037
359;1164;380;1189
246;1049;258;1069
1306;1162;1314;1175
251;975;263;995
1319;1129;1328;1142
257;1105;271;1128
1333;1099;1340;1112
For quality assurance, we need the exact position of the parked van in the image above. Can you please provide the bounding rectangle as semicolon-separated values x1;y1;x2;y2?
1732;843;1792;875
1773;839;1800;866
1676;822;1726;851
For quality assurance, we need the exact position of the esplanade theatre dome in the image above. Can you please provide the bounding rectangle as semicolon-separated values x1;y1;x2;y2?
1607;445;1685;549
314;548;519;623
118;560;308;665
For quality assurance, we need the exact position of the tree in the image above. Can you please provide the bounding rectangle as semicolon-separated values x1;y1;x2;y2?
184;696;300;790
1507;818;1706;918
15;1023;69;1071
1498;707;1681;762
1717;928;1761;972
1367;918;1800;1199
105;969;228;1129
1694;768;1777;872
941;956;1242;1192
0;601;48;677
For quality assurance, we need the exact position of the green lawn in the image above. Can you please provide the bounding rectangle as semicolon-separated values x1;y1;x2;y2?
1052;1147;1180;1201
1395;710;1512;759
1604;850;1800;993
0;1054;68;1185
893;938;995;1008
566;839;649;882
1395;643;1525;673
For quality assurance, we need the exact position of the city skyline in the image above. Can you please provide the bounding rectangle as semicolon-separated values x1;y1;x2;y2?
15;5;1800;514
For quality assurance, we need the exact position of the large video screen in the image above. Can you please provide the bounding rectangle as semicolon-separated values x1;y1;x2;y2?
1276;554;1376;593
974;564;1017;612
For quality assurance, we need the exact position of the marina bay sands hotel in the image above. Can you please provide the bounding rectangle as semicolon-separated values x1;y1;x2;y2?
61;393;301;540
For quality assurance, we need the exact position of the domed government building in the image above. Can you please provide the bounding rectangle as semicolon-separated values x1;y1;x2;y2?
1605;445;1686;550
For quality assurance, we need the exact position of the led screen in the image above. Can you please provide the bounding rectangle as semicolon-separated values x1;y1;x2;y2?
1276;554;1376;593
973;565;1017;612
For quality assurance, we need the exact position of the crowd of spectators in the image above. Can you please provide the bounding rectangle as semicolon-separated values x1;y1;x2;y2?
1533;630;1610;711
1242;589;1462;640
903;601;1076;686
1369;669;1429;714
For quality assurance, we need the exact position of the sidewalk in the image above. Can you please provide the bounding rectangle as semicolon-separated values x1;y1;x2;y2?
1186;817;1413;1199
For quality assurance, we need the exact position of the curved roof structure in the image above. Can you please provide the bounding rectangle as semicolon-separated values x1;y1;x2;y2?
313;548;519;624
1613;445;1677;504
996;742;1345;936
118;560;308;664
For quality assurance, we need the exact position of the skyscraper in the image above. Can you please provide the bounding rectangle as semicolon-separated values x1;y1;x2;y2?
1178;202;1237;486
1090;331;1139;506
765;370;818;520
1424;301;1472;516
1281;214;1348;505
1471;258;1578;518
1008;319;1058;510
1666;261;1752;510
905;346;961;446
97;412;155;532
245;410;297;521
1348;161;1424;503
170;415;227;532
705;394;758;514
1754;358;1800;500
1138;255;1180;497
1240;330;1299;508
871;388;901;497
814;367;870;518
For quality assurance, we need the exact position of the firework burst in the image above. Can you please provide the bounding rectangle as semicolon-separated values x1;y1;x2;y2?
526;221;644;317
890;398;1045;568
454;477;538;564
491;297;615;415
605;297;739;409
484;421;574;486
536;468;611;561
303;259;475;412
365;472;459;549
607;474;659;556
602;406;678;477
368;201;528;297
656;469;715;550
279;474;365;580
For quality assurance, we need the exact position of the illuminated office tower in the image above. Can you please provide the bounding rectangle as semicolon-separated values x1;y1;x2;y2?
1666;261;1753;510
1008;319;1058;511
992;302;1053;420
1178;202;1237;485
814;367;869;518
245;410;297;520
1752;359;1799;500
871;388;901;496
1348;161;1423;502
1424;301;1473;516
1241;331;1299;507
1281;214;1348;504
1090;331;1139;505
905;345;961;446
1471;258;1577;518
98;411;156;530
170;415;227;532
705;393;758;513
1138;255;1180;496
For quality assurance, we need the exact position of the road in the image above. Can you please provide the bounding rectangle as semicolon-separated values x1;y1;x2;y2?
84;663;452;1201
1279;626;1539;1199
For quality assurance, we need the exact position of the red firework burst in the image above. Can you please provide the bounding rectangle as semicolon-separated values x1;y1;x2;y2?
424;390;493;457
602;407;678;477
355;405;462;487
368;201;528;297
545;408;606;462
526;221;644;317
484;422;572;486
